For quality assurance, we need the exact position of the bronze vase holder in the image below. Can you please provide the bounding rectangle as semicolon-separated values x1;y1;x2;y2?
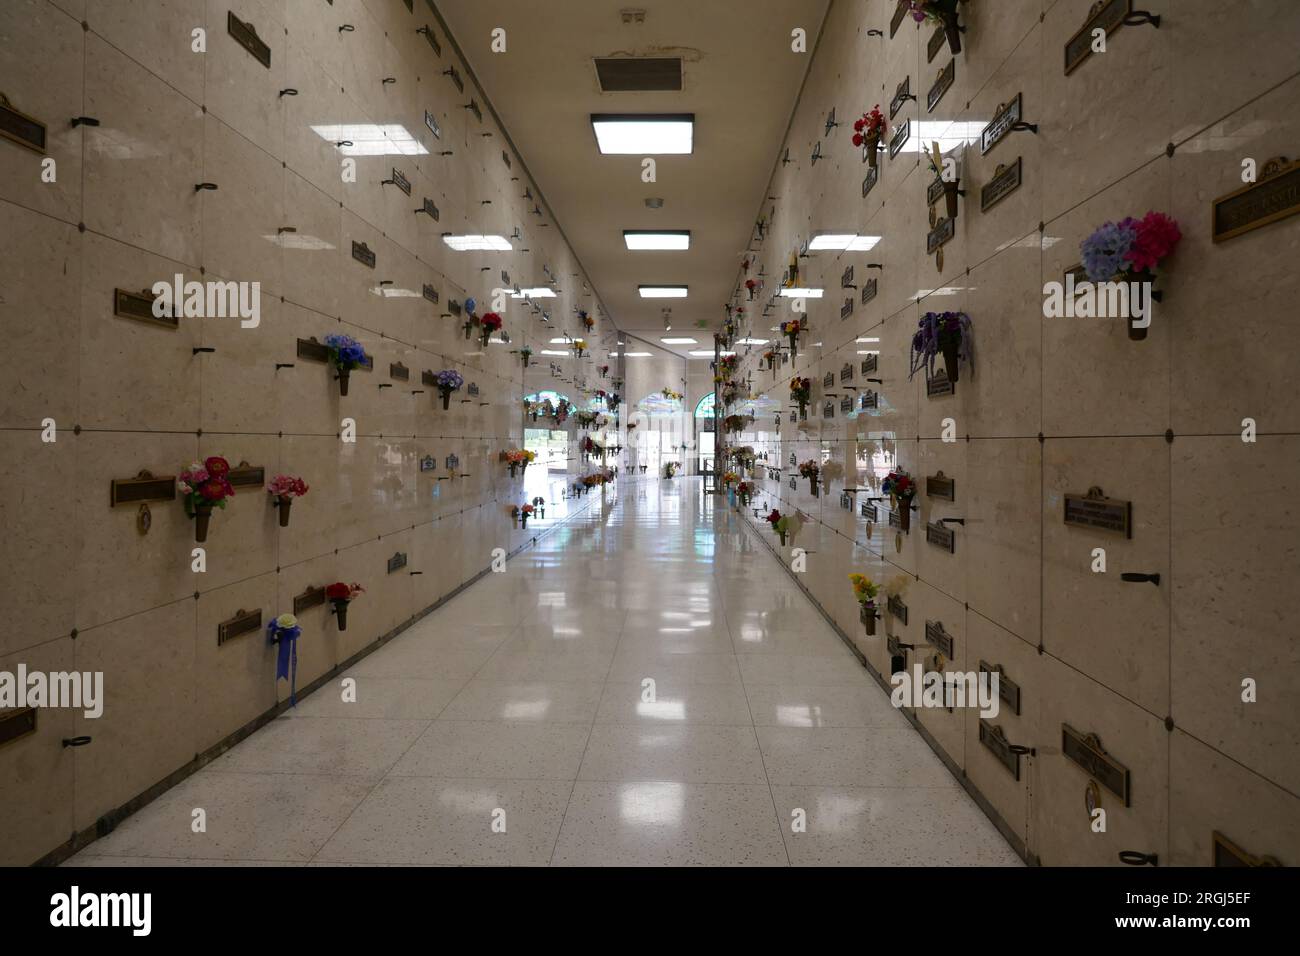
897;498;912;532
941;9;962;54
191;501;214;543
336;366;351;396
440;388;452;410
276;496;292;527
861;604;878;636
331;597;350;631
941;339;961;383
865;131;881;168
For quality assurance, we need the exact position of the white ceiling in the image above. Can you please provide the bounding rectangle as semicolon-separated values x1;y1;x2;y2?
437;0;831;356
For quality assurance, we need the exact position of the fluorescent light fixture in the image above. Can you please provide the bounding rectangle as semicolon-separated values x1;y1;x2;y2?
442;235;512;251
897;120;986;154
808;233;882;251
689;350;734;357
591;114;694;154
660;337;698;345
310;124;429;156
736;337;769;345
510;287;556;298
262;234;335;250
539;349;569;357
778;287;824;298
624;230;691;250
639;285;688;298
548;337;574;344
609;351;651;357
855;337;881;343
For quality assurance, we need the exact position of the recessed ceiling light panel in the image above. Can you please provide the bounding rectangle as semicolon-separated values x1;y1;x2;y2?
592;114;694;154
624;230;690;250
639;285;688;298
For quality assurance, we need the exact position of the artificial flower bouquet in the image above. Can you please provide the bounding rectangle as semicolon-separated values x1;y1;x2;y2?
882;470;915;531
745;278;760;299
572;338;587;357
532;495;546;519
852;105;886;167
907;0;963;54
580;310;595;331
722;470;739;487
790;376;812;418
661;387;684;402
599;364;609;378
180;456;234;542
435;368;463;409
575;410;599;429
909;311;973;384
501;448;534;476
774;513;792;545
736;480;753;508
763;349;779;372
325;581;364;631
267;612;304;705
723;414;748;435
663;460;681;479
849;573;881;635
781;318;806;357
520;345;532;368
324;333;365;396
520;503;535;527
479;311;503;346
267;473;309;527
799;459;821;496
1080;211;1182;340
718;353;739;376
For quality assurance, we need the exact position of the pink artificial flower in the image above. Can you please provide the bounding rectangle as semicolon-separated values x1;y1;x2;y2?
1124;211;1181;272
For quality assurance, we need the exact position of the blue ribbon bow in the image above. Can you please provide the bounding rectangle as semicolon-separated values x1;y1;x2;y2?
268;619;304;706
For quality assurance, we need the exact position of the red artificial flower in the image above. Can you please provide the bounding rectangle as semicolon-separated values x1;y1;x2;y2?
853;118;865;132
293;478;309;496
204;456;230;477
852;132;864;147
1125;211;1181;272
198;479;227;501
481;312;503;331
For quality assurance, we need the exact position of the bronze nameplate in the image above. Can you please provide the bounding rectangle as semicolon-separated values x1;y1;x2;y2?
888;507;906;531
419;454;436;472
861;278;878;305
840;297;854;319
823;372;834;387
445;454;459;470
0;94;46;153
887;593;908;624
889;120;910;158
449;299;462;315
424;109;441;139
926;176;949;207
889;76;911;120
422;369;436;386
390;167;411;195
1064;486;1132;537
926;369;955;397
887;634;906;659
840;492;852;510
111;471;177;507
292;586;326;615
889;0;909;38
0;707;37;747
926;216;955;254
861;353;878;375
861;390;878;410
926;521;955;552
114;287;178;330
842;265;854;288
862;165;879;198
351;240;376;268
227;11;271;68
467;382;480;397
926;471;955;500
840;396;853;413
927;24;945;63
389;362;409;381
227;463;265;488
445;66;464;92
926;59;954;113
296;337;330;363
423;283;439;303
979;720;1021;780
420;25;441;57
1212;157;1300;243
824;108;837;137
981;157;1023;212
1212;831;1282;868
981;93;1022;155
1062;723;1131;806
978;660;1022;716
840;363;854;382
925;619;954;658
822;400;834;420
466;99;482;122
789;476;798;491
387;551;407;573
217;607;263;646
861;501;876;521
1065;0;1131;75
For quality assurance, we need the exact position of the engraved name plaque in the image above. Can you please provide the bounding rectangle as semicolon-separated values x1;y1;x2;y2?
1212;157;1300;243
842;265;855;289
114;287;179;330
840;297;854;319
861;390;878;410
1065;0;1132;75
823;372;834;388
387;551;408;573
924;620;954;658
887;593;908;624
1062;724;1131;806
888;507;906;531
861;353;878;375
861;501;876;521
1212;831;1283;868
889;0;909;39
293;586;326;615
927;24;945;63
980;157;1023;213
422;283;439;304
424;109;441;140
927;59;955;113
840;396;853;413
861;278;878;305
389;167;411;195
890;76;911;120
227;11;271;68
840;363;854;383
822;400;834;420
1063;486;1132;538
351;240;376;268
926;369;955;397
926;216;955;254
111;470;177;507
980;93;1022;155
862;166;879;198
889;120;911;158
227;462;265;488
0;93;46;153
389;362;410;381
979;720;1021;780
217;607;263;646
926;471;955;500
0;706;37;747
926;521;955;552
420;25;441;57
978;660;1022;716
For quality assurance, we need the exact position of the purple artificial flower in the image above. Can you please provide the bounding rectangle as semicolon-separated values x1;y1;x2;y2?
1080;219;1138;282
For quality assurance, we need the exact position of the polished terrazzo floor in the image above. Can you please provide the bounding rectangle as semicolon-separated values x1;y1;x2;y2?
68;478;1020;866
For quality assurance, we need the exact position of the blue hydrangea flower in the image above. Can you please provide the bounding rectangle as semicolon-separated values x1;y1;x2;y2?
1081;219;1137;282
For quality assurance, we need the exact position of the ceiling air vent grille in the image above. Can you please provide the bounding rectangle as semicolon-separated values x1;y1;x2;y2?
594;57;682;92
